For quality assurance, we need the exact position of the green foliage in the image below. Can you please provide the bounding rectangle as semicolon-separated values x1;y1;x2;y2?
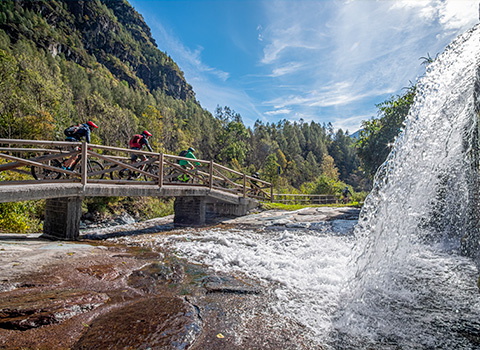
0;201;42;233
262;153;280;186
356;85;416;177
312;175;345;196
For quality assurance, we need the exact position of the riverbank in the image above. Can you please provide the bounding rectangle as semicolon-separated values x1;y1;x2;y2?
0;207;359;349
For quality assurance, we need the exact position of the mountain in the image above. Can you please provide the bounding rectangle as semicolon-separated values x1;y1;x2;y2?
0;0;194;101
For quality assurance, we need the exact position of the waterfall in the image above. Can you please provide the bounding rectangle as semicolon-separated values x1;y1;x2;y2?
333;24;480;349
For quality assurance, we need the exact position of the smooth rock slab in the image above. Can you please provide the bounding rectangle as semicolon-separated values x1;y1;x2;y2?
72;296;201;350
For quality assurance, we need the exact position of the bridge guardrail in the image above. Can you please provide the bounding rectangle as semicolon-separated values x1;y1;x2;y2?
273;194;338;205
0;139;273;201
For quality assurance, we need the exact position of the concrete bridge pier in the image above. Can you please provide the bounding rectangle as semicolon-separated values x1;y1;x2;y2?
42;197;82;240
174;196;206;226
174;196;258;226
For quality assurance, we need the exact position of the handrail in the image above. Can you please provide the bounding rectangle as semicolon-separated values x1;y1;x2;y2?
0;138;274;201
273;193;338;204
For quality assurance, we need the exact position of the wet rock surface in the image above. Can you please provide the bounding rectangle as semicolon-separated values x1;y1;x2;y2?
0;208;358;349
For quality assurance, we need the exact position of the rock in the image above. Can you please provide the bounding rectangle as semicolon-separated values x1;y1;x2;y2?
72;296;202;350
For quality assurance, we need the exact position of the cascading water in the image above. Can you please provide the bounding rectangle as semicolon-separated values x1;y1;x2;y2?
111;24;480;349
332;23;480;349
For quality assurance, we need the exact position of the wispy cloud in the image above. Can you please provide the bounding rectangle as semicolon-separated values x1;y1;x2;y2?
264;108;291;116
146;17;230;82
256;0;478;130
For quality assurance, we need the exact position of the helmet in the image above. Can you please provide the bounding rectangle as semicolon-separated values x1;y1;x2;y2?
142;130;152;137
87;121;98;129
188;147;195;153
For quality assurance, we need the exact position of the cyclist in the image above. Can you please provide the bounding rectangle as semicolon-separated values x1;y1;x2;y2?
129;130;153;162
63;121;98;169
178;147;199;182
342;186;353;204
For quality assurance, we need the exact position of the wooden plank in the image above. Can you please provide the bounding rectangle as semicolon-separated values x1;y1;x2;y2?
0;151;75;172
0;153;80;178
0;148;64;153
0;138;81;147
164;154;210;166
212;168;242;188
0;179;80;185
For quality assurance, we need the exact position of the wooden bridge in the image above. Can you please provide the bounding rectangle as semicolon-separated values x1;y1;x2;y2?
0;139;273;240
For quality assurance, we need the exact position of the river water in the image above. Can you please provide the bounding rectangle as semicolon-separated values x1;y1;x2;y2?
116;24;480;349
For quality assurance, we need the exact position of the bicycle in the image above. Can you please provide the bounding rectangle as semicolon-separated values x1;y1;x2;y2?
31;150;104;180
110;156;159;181
164;166;207;184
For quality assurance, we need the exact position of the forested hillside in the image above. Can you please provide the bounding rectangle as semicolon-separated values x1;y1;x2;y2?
0;0;371;231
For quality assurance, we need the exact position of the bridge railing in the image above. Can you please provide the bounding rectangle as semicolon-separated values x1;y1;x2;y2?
0;139;273;201
273;194;338;205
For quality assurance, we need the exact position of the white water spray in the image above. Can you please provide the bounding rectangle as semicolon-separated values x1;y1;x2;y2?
332;24;480;349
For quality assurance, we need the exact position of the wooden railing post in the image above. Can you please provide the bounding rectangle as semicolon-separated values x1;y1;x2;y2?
81;141;87;186
209;160;213;190
243;174;246;198
270;185;274;202
158;153;164;187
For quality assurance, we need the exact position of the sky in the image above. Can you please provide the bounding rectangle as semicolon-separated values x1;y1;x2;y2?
128;0;478;133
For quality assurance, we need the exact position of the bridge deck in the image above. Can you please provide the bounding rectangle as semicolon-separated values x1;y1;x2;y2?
0;183;249;205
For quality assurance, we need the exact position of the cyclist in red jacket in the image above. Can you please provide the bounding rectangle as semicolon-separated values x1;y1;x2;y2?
129;130;153;161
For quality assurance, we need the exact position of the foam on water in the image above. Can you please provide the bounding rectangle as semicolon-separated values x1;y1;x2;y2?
153;227;355;340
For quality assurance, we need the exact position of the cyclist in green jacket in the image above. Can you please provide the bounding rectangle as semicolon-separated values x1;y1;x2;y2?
178;147;200;182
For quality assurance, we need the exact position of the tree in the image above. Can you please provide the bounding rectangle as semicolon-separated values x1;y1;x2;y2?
320;154;339;181
262;153;280;186
356;85;416;177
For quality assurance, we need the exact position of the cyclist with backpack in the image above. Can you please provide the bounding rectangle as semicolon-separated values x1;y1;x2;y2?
129;130;153;162
177;147;199;182
63;121;98;169
342;186;353;204
64;121;98;143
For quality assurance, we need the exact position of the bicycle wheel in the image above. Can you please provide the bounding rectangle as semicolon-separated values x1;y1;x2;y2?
81;160;104;179
110;166;129;180
144;164;159;181
192;172;207;185
128;168;142;180
31;159;63;180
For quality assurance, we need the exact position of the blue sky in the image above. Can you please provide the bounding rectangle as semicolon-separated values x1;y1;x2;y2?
129;0;478;133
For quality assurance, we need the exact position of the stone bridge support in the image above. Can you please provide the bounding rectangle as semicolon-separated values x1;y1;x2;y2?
174;196;257;226
42;197;82;240
174;196;206;226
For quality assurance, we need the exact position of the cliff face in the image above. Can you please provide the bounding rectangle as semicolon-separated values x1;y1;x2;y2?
0;0;196;101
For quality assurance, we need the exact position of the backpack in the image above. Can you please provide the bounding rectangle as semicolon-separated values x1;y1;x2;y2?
64;124;81;137
177;150;188;163
129;134;142;148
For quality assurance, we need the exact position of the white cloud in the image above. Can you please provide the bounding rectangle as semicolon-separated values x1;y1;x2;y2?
439;0;478;30
331;113;374;133
389;0;478;30
270;62;305;77
264;108;291;116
